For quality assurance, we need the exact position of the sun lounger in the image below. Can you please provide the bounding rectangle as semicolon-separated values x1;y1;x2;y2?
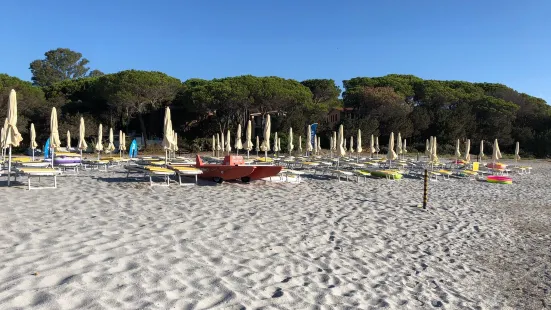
82;159;110;171
353;170;371;182
327;169;354;181
125;165;175;186
15;167;62;190
167;165;202;185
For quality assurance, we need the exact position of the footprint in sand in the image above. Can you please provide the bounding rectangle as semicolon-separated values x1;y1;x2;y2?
271;288;283;298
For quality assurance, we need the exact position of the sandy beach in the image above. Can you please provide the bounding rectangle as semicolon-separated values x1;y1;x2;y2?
0;160;550;309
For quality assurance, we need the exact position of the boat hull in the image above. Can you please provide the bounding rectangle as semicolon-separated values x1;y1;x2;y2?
248;166;282;180
197;165;256;181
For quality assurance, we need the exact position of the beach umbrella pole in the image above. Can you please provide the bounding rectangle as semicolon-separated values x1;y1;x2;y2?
247;150;249;159
32;148;35;161
7;146;12;186
265;150;267;161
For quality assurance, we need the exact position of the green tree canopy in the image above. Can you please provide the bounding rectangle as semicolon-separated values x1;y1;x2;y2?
29;48;94;87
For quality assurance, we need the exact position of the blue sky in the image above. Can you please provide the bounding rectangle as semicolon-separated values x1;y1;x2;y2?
1;0;550;102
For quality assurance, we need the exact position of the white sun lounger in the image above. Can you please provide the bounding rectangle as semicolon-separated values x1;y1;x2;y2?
15;168;63;190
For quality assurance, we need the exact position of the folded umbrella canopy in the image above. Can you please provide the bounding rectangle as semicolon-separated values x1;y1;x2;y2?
260;114;271;160
162;107;174;164
67;130;72;152
255;136;260;154
403;139;407;155
234;124;242;155
455;139;461;161
430;136;438;163
298;136;302;153
479;140;484;161
30;123;38;161
387;132;397;162
306;125;313;155
5;90;23;185
425;139;431;156
464;139;471;162
119;131;127;157
515;141;520;162
50;107;62;165
106;128;116;154
396;132;402;157
212;135;216;156
273;132;279;153
492;139;501;163
356;129;362;154
78;117;88;157
375;136;380;156
312;134;317;155
317;136;321;153
337;124;346;157
370;134;375;157
220;130;225;153
226;129;231;155
245;120;253;158
288;127;294;155
172;131;178;157
349;136;354;153
95;124;104;159
216;133;221;155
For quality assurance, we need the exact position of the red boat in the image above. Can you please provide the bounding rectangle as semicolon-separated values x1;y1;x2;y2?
195;155;283;183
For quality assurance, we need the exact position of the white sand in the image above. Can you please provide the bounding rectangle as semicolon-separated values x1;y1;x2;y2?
0;160;550;309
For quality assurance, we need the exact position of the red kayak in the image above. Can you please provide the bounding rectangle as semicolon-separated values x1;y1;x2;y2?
195;155;282;183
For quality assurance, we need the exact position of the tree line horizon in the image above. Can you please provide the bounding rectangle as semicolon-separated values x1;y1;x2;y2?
1;48;550;157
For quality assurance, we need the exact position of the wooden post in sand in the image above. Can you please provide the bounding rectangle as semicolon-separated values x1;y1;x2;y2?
423;169;428;209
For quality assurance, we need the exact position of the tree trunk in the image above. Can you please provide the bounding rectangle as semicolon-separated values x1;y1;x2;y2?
138;114;148;148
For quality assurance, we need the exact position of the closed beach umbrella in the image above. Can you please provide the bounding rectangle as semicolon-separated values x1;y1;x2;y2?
273;132;279;152
50;107;61;150
403;139;407;154
5;90;23;185
329;136;333;154
260;115;271;154
515;141;520;161
479;140;485;160
106;128;115;154
226;129;231;154
455;139;461;159
343;136;347;151
375;136;380;153
95;124;103;155
306;125;313;153
396;132;402;155
349;136;354;153
332;131;337;151
464;139;471;162
370;134;375;157
318;136;321;153
30;123;38;151
4;90;23;148
173;131;178;153
337;124;346;157
30;123;38;161
492;139;501;163
431;137;439;163
245;120;253;155
78;117;87;155
66;130;72;151
255;136;260;153
425;139;431;156
120;131;126;156
313;134;317;154
221;131;225;153
298;136;302;152
357;130;362;153
235;123;243;154
387;132;397;161
216;133;221;153
212;135;216;155
278;138;281;153
162;107;174;163
288;127;294;154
